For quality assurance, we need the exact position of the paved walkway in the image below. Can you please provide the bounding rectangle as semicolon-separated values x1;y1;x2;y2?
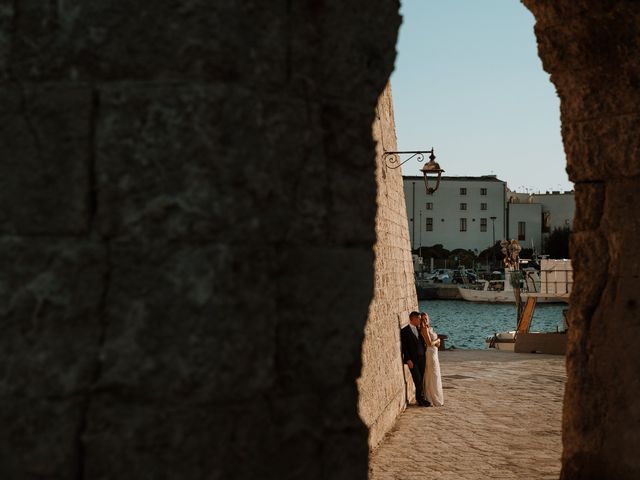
369;350;565;480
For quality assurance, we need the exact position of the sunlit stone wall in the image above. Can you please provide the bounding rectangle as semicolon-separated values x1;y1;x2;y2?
358;84;419;450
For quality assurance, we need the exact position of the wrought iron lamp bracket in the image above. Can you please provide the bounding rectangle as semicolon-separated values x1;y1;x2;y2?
382;149;435;170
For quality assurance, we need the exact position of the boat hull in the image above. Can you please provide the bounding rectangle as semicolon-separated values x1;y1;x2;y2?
458;287;568;304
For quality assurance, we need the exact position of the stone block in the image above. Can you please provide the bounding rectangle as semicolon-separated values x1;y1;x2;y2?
0;85;92;234
562;114;640;182
9;1;287;85
96;242;277;403
0;2;11;82
0;236;107;398
96;84;329;244
83;397;276;479
522;1;618;26
554;65;640;123
568;231;608;315
269;394;324;480
0;397;84;479
602;178;640;232
572;182;604;232
0;237;105;479
531;6;640;75
275;246;372;393
322;104;378;245
289;1;400;102
321;429;369;480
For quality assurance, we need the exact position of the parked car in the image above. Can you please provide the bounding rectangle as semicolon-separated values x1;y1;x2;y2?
452;270;478;284
426;269;454;283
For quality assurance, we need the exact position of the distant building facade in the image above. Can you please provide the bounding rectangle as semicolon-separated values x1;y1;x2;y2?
507;202;542;252
404;176;575;255
532;191;575;233
403;175;507;253
509;190;575;252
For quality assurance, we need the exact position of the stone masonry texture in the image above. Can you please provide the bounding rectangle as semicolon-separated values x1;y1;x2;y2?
523;1;640;478
357;84;419;451
2;0;639;478
0;1;401;479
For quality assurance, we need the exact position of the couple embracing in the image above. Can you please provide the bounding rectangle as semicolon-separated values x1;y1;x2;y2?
401;311;444;407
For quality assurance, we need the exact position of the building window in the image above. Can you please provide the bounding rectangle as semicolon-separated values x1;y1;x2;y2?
480;218;487;232
460;203;467;210
460;218;467;232
480;203;487;210
481;188;487;195
460;187;467;195
518;221;526;240
426;202;433;210
426;218;433;231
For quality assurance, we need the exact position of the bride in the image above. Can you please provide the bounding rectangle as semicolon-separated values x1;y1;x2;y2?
419;312;444;407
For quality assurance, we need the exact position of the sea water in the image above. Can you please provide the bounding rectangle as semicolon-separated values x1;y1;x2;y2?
418;299;567;349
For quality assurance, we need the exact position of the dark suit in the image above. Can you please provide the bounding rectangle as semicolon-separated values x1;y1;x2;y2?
401;324;427;404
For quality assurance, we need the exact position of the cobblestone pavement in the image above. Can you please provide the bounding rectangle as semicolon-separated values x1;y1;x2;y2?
369;350;565;480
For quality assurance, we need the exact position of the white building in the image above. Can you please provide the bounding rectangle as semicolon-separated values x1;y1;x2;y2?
508;190;575;252
507;202;542;252
404;176;575;255
403;175;507;253
532;191;575;233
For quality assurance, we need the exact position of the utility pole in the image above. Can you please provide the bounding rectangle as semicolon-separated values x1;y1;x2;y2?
419;210;423;258
411;181;416;250
490;216;497;268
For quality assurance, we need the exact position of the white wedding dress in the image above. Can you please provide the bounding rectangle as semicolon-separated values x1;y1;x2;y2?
423;328;444;406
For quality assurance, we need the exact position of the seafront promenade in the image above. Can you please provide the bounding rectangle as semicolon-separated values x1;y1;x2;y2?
369;350;565;479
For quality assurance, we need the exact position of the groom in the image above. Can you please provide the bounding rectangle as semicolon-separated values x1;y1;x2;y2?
401;311;430;406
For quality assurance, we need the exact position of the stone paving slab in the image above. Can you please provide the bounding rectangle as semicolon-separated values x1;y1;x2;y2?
369;350;565;480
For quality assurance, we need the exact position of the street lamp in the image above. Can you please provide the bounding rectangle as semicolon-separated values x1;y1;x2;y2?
383;148;444;194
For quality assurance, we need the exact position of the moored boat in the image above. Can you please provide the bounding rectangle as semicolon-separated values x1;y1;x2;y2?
485;297;568;355
458;260;571;304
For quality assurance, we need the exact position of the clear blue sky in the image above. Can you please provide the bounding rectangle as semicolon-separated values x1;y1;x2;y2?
391;0;573;193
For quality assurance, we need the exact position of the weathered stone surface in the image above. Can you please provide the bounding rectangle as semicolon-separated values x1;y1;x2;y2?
533;11;640;75
524;1;640;477
562;113;640;182
3;1;409;478
83;398;277;480
0;237;106;397
9;1;287;85
0;2;11;82
0;236;106;478
602;178;640;234
0;398;85;479
323;104;379;245
275;246;372;393
95;242;277;402
0;84;92;234
96;84;340;245
572;182;604;232
289;1;400;101
357;85;418;449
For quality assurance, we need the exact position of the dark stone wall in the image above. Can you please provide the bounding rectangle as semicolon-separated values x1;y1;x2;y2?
523;1;640;478
0;2;400;479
